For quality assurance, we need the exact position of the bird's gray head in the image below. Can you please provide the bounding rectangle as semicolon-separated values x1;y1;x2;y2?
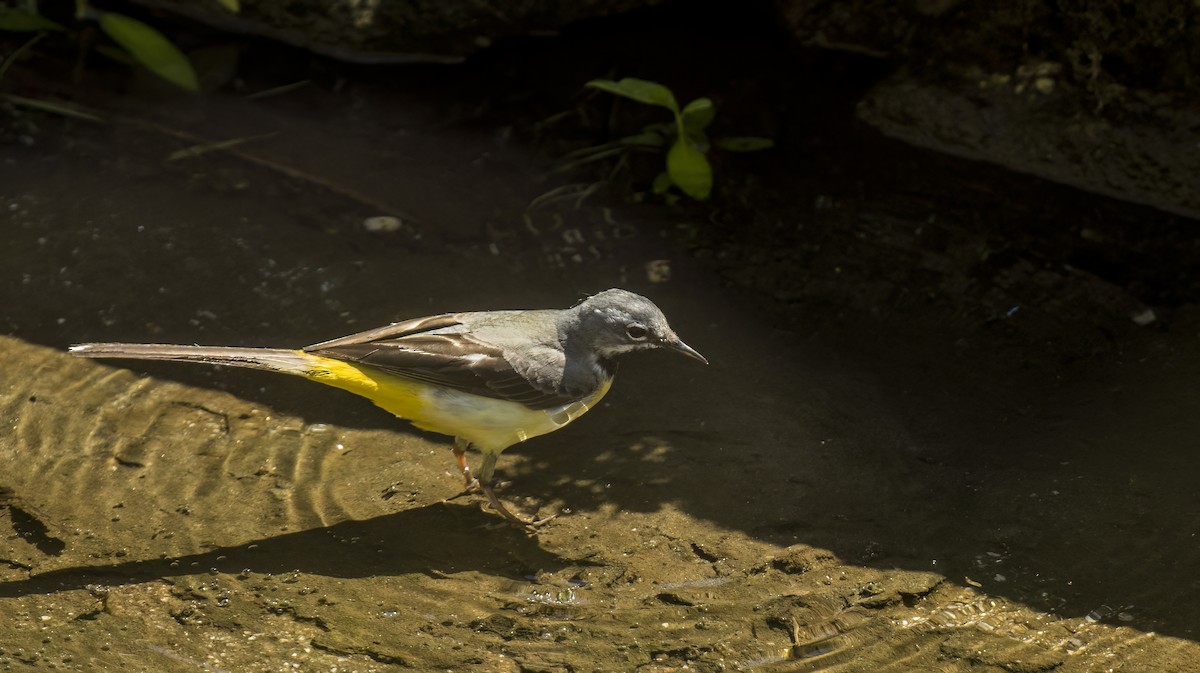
564;289;707;364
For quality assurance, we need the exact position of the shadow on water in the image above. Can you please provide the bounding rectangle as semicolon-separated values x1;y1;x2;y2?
0;502;570;599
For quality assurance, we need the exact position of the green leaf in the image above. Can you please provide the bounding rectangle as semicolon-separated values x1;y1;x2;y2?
651;171;673;195
0;8;66;31
215;0;240;11
97;11;199;91
680;98;715;134
586;78;678;112
715;136;774;152
95;44;136;65
667;136;712;200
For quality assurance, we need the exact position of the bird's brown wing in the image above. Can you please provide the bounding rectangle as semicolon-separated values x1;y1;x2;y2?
303;314;462;351
304;315;576;410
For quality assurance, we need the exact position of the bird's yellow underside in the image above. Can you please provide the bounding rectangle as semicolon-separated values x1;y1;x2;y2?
296;351;611;453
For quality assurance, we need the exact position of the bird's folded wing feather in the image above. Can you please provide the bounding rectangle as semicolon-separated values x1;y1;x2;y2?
303;314;462;351
303;315;576;410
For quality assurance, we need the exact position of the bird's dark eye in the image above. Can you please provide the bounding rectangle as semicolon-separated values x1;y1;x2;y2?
626;324;648;340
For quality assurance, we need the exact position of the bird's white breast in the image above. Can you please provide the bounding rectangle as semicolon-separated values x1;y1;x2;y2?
411;378;613;452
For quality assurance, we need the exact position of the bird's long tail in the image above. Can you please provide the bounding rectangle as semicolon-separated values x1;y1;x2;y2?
69;343;315;376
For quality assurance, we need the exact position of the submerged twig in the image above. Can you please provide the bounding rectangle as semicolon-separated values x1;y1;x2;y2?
166;132;277;162
1;93;106;122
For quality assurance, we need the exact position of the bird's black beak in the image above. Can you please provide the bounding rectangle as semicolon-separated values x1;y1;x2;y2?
665;336;708;365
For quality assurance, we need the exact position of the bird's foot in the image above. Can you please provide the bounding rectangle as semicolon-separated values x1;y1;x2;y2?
480;482;557;529
444;477;481;502
443;477;555;528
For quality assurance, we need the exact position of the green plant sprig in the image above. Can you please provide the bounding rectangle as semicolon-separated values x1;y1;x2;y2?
1;0;239;92
586;77;772;201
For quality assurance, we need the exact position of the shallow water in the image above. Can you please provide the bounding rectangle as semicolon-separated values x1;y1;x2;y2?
3;32;1199;672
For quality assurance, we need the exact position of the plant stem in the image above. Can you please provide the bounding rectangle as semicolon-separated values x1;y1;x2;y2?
0;33;44;85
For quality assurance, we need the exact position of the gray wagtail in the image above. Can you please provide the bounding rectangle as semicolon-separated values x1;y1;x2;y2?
69;289;707;526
